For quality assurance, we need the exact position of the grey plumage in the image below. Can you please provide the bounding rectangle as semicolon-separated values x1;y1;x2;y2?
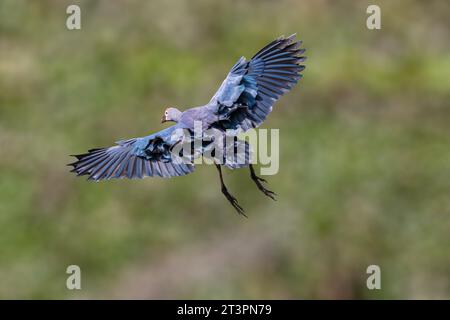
69;34;306;215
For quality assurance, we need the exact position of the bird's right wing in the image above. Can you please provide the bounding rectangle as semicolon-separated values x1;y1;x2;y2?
69;125;195;181
209;34;305;133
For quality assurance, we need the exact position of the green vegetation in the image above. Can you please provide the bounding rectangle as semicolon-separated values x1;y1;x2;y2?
0;0;449;298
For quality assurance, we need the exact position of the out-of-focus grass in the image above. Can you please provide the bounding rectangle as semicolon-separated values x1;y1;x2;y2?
0;0;449;299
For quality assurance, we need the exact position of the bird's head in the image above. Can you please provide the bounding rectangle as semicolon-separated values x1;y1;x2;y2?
161;107;182;123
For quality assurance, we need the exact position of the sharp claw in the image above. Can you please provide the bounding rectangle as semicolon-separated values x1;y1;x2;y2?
257;176;267;183
233;201;245;216
251;175;277;201
260;187;276;201
251;173;267;184
231;200;246;217
222;188;247;217
265;190;277;201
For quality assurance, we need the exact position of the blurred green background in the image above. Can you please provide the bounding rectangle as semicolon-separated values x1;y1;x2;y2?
0;0;449;299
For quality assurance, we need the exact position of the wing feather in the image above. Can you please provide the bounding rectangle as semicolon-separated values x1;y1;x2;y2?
69;125;195;181
209;34;306;132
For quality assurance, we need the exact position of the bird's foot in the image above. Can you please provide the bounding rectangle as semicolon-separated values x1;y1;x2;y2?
221;187;247;217
251;174;277;201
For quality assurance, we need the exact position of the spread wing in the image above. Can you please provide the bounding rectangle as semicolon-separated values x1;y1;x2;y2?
209;34;305;132
69;125;195;180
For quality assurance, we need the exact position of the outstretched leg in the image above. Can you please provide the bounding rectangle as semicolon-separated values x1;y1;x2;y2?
249;164;277;200
215;164;246;217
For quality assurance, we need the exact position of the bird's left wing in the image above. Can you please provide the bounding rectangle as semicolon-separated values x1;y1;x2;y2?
69;125;195;181
209;34;305;132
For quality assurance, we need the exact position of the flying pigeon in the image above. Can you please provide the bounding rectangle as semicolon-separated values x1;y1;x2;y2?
69;34;306;216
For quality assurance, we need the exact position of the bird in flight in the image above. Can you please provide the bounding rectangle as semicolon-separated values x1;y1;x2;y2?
69;34;306;216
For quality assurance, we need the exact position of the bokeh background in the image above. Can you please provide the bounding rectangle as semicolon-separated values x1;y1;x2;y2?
1;0;449;299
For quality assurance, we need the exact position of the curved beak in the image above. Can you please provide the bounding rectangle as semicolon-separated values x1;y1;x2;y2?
161;115;167;123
